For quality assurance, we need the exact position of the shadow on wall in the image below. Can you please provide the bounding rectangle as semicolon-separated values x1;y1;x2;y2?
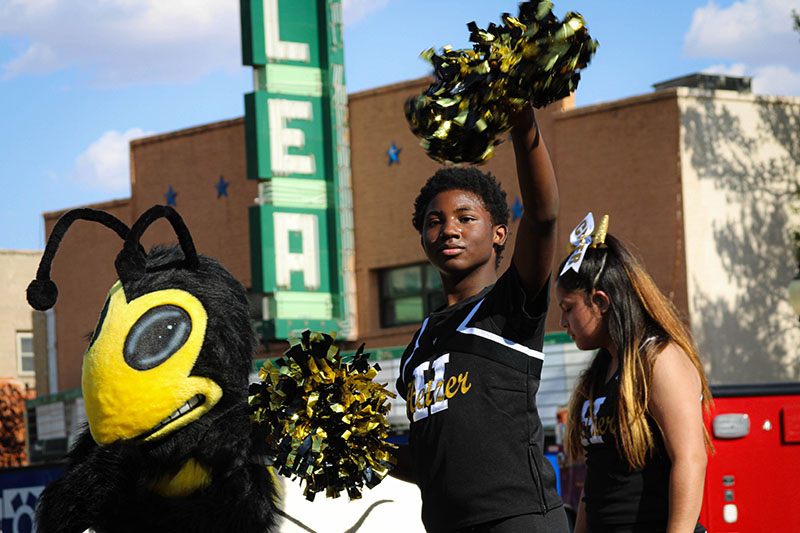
682;96;800;383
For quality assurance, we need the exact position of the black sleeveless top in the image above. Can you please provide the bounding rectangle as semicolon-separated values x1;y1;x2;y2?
397;264;562;532
580;364;705;533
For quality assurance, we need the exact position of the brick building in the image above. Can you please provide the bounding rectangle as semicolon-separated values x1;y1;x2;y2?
29;74;800;459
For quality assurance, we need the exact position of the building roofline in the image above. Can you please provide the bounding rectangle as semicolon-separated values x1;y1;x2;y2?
675;86;800;104
131;117;245;147
348;76;433;100
43;197;131;221
558;88;680;119
0;249;42;255
561;85;800;121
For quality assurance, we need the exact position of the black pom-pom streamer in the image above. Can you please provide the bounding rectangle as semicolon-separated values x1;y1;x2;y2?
250;331;397;501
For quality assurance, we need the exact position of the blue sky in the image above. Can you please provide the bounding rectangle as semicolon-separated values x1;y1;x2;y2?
2;0;799;251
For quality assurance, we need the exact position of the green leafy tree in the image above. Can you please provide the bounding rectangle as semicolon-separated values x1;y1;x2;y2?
794;10;800;38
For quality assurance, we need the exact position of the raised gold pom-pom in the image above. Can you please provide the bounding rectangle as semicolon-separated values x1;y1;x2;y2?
405;0;598;164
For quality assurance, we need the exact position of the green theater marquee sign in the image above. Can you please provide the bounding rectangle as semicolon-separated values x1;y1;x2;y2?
240;0;357;340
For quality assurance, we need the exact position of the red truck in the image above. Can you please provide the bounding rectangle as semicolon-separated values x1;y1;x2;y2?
557;382;800;531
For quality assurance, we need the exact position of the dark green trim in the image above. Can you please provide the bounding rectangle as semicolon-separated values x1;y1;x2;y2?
243;92;265;180
27;388;83;409
253;317;341;341
251;344;407;372
544;331;573;345
248;205;265;293
239;0;262;65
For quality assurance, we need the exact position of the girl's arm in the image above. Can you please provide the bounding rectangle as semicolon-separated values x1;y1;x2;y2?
510;105;558;300
573;487;589;533
649;343;708;533
388;442;416;484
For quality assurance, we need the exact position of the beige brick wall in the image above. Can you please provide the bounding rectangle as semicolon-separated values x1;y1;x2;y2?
678;89;800;382
0;250;42;390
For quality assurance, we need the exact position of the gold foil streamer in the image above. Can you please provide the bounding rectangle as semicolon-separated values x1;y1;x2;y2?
592;214;609;247
405;0;598;164
249;330;397;501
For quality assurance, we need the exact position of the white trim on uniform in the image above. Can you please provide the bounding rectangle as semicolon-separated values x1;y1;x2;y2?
401;316;430;380
456;298;545;361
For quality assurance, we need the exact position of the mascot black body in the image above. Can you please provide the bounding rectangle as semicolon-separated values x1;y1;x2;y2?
27;206;277;533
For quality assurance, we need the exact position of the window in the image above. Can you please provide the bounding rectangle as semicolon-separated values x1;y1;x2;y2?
17;331;35;376
380;264;445;327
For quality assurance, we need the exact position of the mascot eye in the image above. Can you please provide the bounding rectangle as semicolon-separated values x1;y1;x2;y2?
124;305;192;370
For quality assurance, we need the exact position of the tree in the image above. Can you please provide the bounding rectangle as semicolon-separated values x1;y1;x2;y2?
794;9;800;38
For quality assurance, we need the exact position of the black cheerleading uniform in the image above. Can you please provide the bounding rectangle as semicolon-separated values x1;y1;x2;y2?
580;363;706;533
396;264;564;532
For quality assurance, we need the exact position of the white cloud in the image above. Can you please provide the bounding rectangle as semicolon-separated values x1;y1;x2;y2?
703;62;800;95
0;0;396;85
342;0;390;26
2;42;58;78
686;0;800;96
684;0;800;67
0;0;241;87
703;63;749;77
71;128;151;194
751;64;800;94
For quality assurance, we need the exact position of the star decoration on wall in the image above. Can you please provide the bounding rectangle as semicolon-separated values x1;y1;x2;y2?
214;175;229;198
387;141;402;166
510;197;524;221
165;186;178;206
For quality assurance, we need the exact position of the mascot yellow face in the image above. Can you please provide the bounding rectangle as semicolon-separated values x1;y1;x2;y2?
26;206;238;448
82;281;222;445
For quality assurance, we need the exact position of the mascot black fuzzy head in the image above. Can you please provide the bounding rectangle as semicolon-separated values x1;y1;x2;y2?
28;206;277;533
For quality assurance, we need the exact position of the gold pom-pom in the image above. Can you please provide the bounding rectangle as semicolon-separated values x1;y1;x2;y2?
405;0;598;164
249;330;397;501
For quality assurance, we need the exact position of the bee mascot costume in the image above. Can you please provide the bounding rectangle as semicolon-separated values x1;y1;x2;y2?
27;205;277;533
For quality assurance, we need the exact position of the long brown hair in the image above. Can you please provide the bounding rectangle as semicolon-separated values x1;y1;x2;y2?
559;234;713;469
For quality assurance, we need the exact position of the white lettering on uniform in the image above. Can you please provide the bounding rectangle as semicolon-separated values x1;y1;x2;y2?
430;354;449;415
580;397;606;445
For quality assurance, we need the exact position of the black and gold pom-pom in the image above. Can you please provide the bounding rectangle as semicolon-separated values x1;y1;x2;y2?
405;0;598;164
249;331;396;501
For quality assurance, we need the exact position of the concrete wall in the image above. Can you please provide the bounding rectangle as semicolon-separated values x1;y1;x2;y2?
0;250;41;390
679;88;800;383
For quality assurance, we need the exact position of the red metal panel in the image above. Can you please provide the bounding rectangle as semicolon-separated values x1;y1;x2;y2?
701;394;800;531
781;405;800;444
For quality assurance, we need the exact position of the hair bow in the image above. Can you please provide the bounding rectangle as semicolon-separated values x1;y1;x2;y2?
560;212;609;276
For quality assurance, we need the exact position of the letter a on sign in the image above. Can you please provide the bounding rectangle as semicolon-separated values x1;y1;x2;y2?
273;212;321;290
